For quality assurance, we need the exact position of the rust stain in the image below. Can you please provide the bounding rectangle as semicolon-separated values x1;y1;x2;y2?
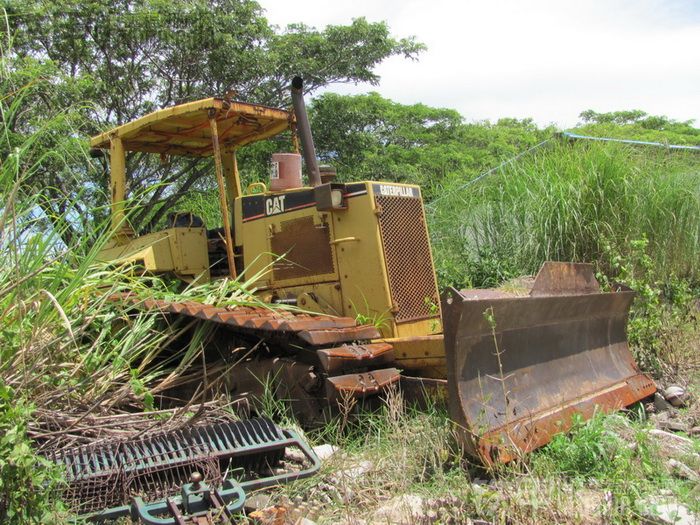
442;262;656;464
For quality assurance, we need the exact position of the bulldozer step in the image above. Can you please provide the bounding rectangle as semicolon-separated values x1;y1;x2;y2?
316;342;395;374
326;368;401;399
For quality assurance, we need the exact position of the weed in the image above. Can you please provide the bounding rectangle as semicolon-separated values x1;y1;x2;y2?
251;367;294;425
528;412;700;521
0;383;67;524
598;237;699;377
351;295;391;330
430;142;700;290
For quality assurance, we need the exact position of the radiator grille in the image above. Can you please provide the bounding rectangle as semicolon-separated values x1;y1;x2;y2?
375;194;439;323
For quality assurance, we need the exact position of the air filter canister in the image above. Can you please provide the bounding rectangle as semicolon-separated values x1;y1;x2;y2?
270;153;302;191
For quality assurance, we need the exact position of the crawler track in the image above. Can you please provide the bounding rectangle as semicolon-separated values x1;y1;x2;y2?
115;294;401;423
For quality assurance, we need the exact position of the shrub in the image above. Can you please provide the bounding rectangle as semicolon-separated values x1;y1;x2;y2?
430;142;700;290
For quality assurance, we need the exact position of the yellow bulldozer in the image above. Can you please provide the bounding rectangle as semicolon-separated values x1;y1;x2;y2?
91;77;655;464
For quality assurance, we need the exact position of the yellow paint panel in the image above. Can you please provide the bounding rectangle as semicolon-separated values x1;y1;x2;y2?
382;335;446;378
332;188;395;335
243;216;338;288
97;227;209;280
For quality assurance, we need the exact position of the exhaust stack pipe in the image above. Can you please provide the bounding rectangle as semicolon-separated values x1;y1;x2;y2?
291;76;321;187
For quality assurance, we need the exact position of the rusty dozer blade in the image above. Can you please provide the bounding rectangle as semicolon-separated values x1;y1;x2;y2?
442;262;656;464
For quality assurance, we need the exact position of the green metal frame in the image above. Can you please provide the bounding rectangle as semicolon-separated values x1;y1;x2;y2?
85;428;320;524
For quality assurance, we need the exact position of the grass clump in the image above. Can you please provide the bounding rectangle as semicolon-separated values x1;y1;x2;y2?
0;35;277;521
530;413;659;482
274;389;471;523
526;412;700;522
431;141;700;289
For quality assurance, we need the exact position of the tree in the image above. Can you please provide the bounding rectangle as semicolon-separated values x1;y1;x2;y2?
308;92;553;199
576;110;699;145
3;0;424;236
0;49;97;246
579;109;649;125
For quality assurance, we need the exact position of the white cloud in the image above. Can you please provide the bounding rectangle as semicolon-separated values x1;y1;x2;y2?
261;0;700;127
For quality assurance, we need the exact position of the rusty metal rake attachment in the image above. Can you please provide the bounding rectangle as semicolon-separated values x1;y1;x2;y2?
49;418;320;523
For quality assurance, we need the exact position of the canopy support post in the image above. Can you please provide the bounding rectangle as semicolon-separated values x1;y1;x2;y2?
222;149;241;204
209;112;237;280
109;136;130;243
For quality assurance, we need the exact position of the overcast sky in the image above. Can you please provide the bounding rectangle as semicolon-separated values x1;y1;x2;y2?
261;0;700;128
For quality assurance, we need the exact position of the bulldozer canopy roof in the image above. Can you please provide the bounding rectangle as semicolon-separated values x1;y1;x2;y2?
90;98;293;157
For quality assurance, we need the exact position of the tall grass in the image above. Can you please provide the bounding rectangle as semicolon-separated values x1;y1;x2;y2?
430;142;700;288
0;34;283;523
1;75;170;409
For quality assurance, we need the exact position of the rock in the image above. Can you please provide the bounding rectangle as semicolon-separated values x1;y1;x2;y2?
654;393;677;413
646;429;700;470
278;496;324;524
640;500;698;525
690;483;700;501
576;489;605;518
245;493;272;511
470;483;488;497
667;459;700;482
285;448;307;463
249;505;287;525
312;444;338;461
647;429;695;454
372;494;425;524
334;460;373;481
690;426;700;437
663;385;689;408
651;412;690;433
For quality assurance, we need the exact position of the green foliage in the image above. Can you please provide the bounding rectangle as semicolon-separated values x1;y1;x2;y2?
0;63;181;402
129;370;155;412
598;237;698;375
176;190;224;229
310;92;465;188
0;383;66;524
577;109;699;145
6;0;423;119
0;37;289;520
430;141;700;289
4;0;423;233
309;92;552;200
529;412;700;520
0;48;97;245
532;413;651;480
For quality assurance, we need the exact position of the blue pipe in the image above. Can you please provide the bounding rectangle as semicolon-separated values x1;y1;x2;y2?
561;131;700;151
